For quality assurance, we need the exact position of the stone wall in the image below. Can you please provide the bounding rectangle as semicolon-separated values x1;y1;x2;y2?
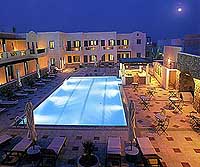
177;53;200;112
177;53;200;79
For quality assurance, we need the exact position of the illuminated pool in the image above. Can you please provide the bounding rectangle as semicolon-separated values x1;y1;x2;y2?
33;76;127;126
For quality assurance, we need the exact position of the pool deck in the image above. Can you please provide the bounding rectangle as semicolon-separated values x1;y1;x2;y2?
0;66;200;166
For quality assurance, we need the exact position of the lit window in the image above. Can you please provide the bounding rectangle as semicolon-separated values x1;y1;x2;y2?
90;55;97;62
89;40;98;46
74;40;81;48
108;39;115;46
49;41;55;49
109;54;114;61
122;39;129;46
73;56;80;62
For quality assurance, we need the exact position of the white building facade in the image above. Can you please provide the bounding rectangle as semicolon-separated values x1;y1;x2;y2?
27;31;146;68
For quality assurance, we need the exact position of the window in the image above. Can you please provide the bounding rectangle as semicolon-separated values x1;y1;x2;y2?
27;42;30;49
89;40;98;46
84;41;88;47
137;53;141;57
108;39;115;46
73;56;80;62
126;53;130;58
49;41;55;49
68;56;72;63
117;40;120;45
122;39;129;45
137;39;142;44
101;55;105;61
50;58;56;65
89;55;97;62
84;55;88;63
137;33;139;36
108;54;114;61
101;40;105;46
117;54;121;60
6;65;14;80
73;40;81;47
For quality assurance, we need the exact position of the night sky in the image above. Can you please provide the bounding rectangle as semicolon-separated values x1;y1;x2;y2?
0;0;199;40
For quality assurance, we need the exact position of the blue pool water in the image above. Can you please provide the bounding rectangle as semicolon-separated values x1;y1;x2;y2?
33;76;127;126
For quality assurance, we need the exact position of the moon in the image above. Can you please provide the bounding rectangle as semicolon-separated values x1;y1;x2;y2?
177;7;182;12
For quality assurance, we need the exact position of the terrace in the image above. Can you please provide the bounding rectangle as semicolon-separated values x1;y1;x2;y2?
0;65;199;167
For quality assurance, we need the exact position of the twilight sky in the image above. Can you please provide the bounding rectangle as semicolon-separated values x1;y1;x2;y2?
0;0;199;40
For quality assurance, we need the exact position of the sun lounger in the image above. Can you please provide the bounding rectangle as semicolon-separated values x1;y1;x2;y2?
107;136;122;166
34;81;45;86
2;138;32;165
41;78;51;82
0;134;12;145
40;137;67;166
0;100;18;106
23;88;37;93
15;92;28;97
0;108;6;113
136;137;162;166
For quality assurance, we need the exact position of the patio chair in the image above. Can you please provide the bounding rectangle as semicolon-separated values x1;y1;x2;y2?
190;111;200;131
23;88;37;93
139;95;151;110
2;137;32;165
34;81;45;86
154;113;169;135
15;92;28;97
40;136;67;166
106;136;122;166
0;134;12;146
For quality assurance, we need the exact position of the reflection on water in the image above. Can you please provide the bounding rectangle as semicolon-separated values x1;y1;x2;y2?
33;76;127;126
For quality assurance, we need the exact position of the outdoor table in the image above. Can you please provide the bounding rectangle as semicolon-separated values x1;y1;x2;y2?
125;145;139;163
147;87;156;98
132;82;139;92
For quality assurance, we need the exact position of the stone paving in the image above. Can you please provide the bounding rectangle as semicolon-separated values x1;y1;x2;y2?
0;67;200;167
123;77;200;167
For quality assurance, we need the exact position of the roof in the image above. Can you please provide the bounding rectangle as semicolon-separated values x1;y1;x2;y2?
118;58;153;64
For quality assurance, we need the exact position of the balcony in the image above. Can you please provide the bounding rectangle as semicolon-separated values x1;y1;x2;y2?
66;47;82;52
103;46;114;50
37;48;46;54
118;45;130;50
84;46;98;51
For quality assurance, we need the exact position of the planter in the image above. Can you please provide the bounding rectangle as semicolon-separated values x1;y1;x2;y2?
77;154;99;167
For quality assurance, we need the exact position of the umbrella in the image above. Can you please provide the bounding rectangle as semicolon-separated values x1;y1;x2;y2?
25;101;37;143
48;60;51;74
16;70;22;88
128;100;136;150
36;64;40;79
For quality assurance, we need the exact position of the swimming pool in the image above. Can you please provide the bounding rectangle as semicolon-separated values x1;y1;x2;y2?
33;76;127;126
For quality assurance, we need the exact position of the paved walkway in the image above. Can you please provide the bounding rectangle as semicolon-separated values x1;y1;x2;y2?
123;77;200;167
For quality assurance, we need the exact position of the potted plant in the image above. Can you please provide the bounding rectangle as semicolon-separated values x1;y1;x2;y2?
77;141;99;167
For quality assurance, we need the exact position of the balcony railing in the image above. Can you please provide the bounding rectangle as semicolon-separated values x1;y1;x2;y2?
37;48;46;54
103;46;114;50
66;47;82;51
118;45;129;49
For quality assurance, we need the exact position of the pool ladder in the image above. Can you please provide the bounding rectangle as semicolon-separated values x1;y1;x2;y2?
15;115;25;128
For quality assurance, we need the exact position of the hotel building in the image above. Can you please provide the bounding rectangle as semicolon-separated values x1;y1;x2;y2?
0;31;146;85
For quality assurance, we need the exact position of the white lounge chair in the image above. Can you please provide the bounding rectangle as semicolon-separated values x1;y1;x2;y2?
41;78;51;82
23;88;37;93
34;81;45;86
0;100;18;106
2;138;32;165
40;137;67;166
0;134;12;145
15;92;28;97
